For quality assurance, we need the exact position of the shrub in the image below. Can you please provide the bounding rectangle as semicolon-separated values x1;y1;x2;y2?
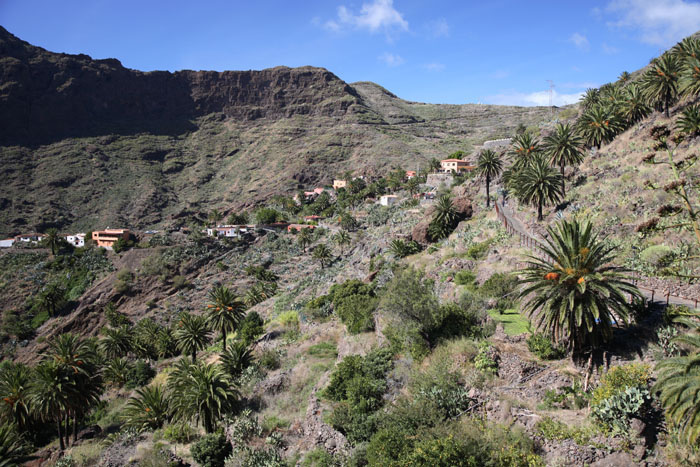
428;301;488;343
114;269;134;294
126;360;155;388
172;275;190;290
275;310;299;329
639;245;674;268
191;431;232;467
591;363;651;407
329;280;378;334
259;349;281;370
527;333;565;360
465;240;492;260
413;367;473;419
591;386;651;434
162;422;196;443
307;342;338;359
255;207;285;225
454;270;476;287
237;312;264;345
474;341;498;374
534;417;596;444
479;272;519;311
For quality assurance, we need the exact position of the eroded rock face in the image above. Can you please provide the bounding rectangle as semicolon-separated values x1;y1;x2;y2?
410;196;473;244
0;26;358;145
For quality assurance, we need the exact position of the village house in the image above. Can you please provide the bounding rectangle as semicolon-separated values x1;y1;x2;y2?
440;159;475;174
380;194;399;206
333;179;347;190
92;229;131;250
0;238;14;248
287;224;316;233
65;233;86;248
206;225;252;238
303;215;324;222
15;233;46;244
405;170;417;179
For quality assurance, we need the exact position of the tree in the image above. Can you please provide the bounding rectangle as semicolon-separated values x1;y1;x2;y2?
206;285;245;351
406;177;420;196
428;158;441;172
543;123;585;196
297;227;313;253
333;230;351;255
44;228;60;256
0;423;28;466
654;311;700;445
255;207;284;225
475;150;503;207
618;71;631;84
313;244;332;269
0;363;32;432
428;195;461;241
220;341;253;379
208;209;223;227
682;56;700;98
122;385;171;431
38;282;66;317
99;325;132;359
510;132;541;170
512;155;564;221
518;219;640;366
676;104;700;136
673;36;700;60
580;88;600;111
620;84;651;125
227;212;248;225
174;313;212;363
641;53;681;118
168;360;238;433
577;105;622;149
30;361;70;450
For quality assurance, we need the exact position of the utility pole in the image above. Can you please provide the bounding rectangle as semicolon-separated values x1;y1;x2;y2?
546;80;555;118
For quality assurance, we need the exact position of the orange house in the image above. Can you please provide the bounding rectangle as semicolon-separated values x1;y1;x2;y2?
287;224;316;233
92;229;131;250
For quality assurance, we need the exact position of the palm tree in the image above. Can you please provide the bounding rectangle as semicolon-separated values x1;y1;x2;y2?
681;56;700;98
206;285;245;351
406;177;420;196
312;244;332;269
220;341;253;379
168;360;238;433
297;227;312;253
654;311;700;445
333;230;351;255
104;358;130;387
38;282;66;317
513;155;564;221
641;53;681;118
44;228;60;256
174;313;211;363
475;150;503;207
673;36;700;60
618;71;631;84
543;123;585;196
121;385;171;431
428;194;460;241
0;423;28;466
519;219;640;365
580;88;601;111
0;363;32;432
510;132;541;169
208;209;223;227
676;104;700;136
99;326;132;359
30;361;70;450
577;105;622;149
620;84;652;125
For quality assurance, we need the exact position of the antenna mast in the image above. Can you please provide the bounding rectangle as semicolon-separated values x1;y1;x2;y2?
546;80;555;117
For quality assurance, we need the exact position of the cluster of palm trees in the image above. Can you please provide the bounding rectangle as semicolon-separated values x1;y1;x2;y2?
475;124;584;221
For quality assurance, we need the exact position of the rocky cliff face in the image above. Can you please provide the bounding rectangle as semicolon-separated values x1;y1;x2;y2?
0;26;358;145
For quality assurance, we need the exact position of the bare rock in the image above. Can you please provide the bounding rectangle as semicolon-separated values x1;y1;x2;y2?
590;451;637;467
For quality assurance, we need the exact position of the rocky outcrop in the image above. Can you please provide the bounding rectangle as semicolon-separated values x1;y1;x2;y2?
0;26;359;145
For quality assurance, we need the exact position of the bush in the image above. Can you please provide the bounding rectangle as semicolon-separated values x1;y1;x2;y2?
640;244;674;268
126;360;155;388
591;363;651;407
114;269;134;294
428;301;488;343
191;431;232;467
591;386;651;434
255;207;285;225
237;312;264;346
329;280;378;334
479;272;519;311
162;422;196;443
259;349;281;370
413;367;473;419
454;270;476;287
527;333;565;360
474;341;498;374
465;240;492;260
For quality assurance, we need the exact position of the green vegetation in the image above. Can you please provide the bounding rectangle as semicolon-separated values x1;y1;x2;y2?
475;149;503;207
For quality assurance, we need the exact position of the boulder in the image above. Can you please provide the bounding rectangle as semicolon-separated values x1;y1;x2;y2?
590;452;636;467
411;217;432;245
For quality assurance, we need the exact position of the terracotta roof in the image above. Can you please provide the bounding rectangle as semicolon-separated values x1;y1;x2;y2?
441;159;469;163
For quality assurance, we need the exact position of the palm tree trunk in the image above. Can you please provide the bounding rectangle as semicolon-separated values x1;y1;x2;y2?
560;163;566;197
537;202;543;221
73;412;78;444
583;352;594;392
64;412;70;447
192;350;197;363
485;174;491;207
222;330;227;352
57;417;65;451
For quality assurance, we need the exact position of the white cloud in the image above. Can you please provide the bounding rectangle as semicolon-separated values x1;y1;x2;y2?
602;42;620;54
485;89;584;107
423;62;445;71
569;32;590;50
324;0;408;35
379;52;405;67
605;0;700;46
427;18;449;37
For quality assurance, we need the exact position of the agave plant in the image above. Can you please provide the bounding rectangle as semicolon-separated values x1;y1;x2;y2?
654;311;700;445
122;385;171;431
676;104;700;136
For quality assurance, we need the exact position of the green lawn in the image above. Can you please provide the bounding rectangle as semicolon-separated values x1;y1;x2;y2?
488;309;530;335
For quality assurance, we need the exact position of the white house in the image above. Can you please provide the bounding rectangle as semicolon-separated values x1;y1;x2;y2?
65;233;86;248
15;234;45;244
0;238;14;248
379;195;399;206
206;225;251;238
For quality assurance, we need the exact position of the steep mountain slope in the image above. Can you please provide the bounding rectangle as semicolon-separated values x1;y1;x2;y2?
0;27;556;237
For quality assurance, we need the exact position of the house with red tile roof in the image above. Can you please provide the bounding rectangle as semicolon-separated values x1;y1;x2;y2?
440;159;474;174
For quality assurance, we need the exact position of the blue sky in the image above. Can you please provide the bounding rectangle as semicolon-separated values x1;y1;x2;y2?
2;0;700;105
